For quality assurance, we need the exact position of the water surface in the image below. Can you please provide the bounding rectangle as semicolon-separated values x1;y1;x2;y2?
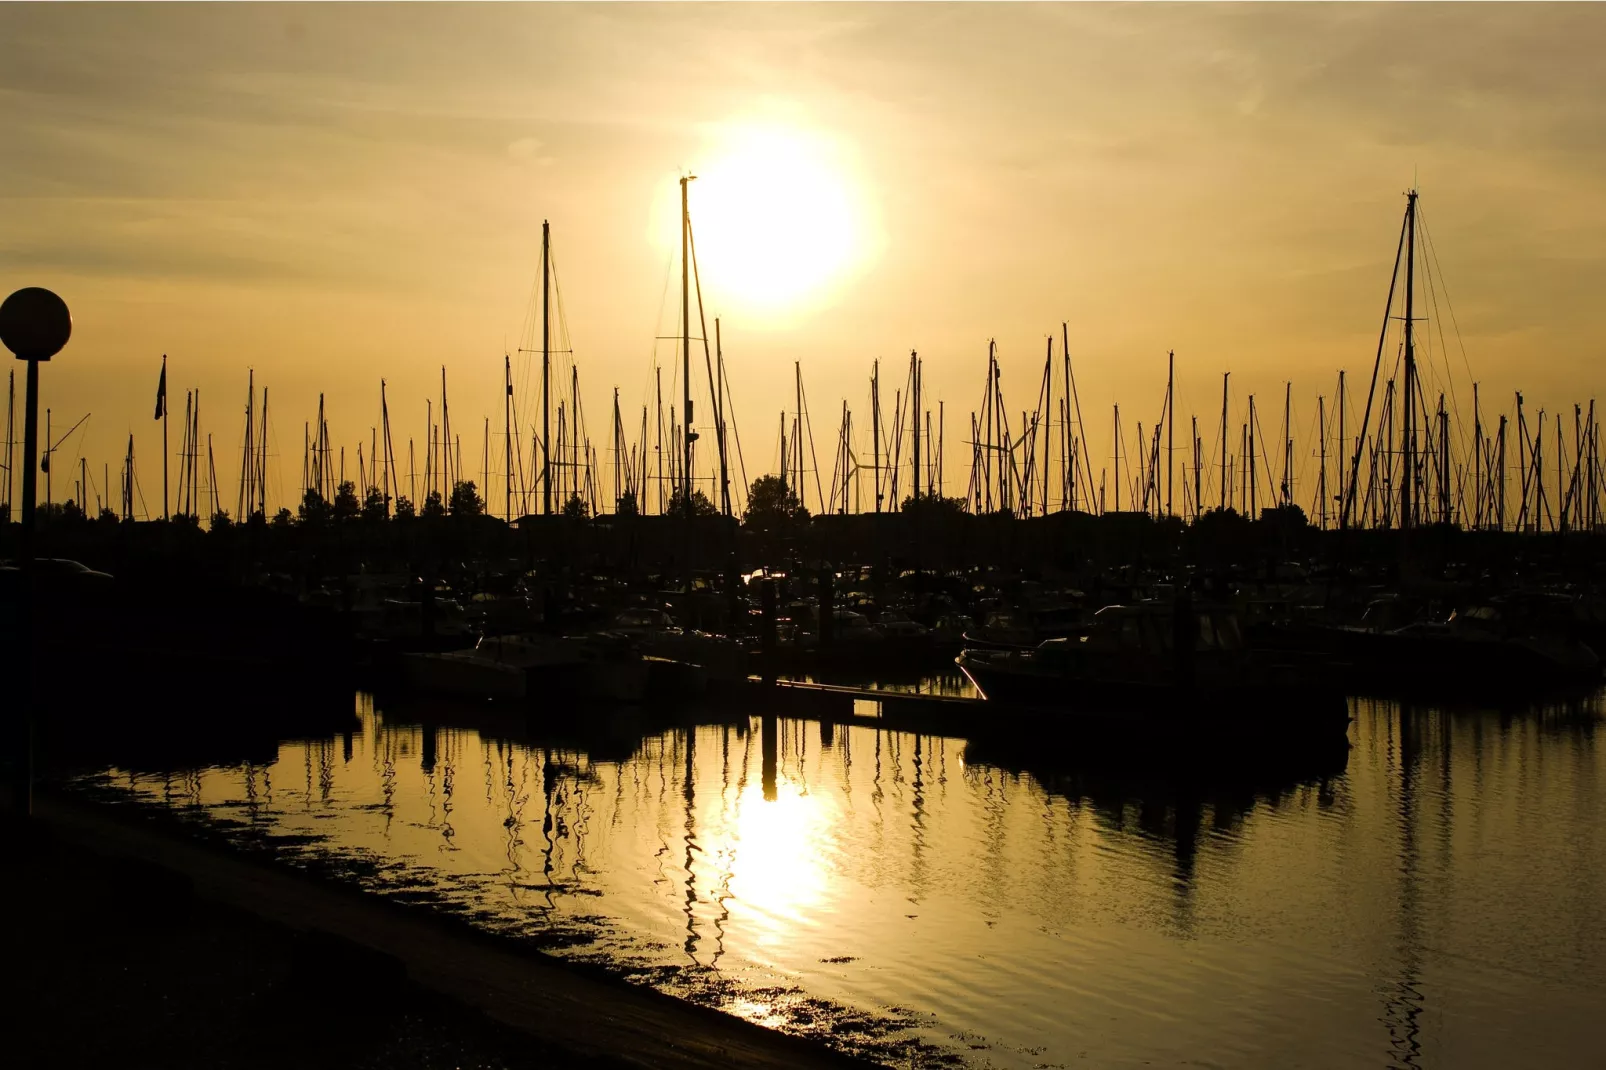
75;689;1606;1068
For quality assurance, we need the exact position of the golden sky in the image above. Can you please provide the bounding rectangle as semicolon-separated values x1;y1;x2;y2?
2;3;1602;516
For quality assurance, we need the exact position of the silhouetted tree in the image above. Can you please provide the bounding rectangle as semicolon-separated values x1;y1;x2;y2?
615;490;639;517
449;480;484;517
668;487;719;518
422;490;446;519
561;493;589;520
271;507;293;528
393;495;416;521
361;486;387;523
743;474;807;529
210;510;233;531
901;493;966;518
333;480;361;522
298;488;331;525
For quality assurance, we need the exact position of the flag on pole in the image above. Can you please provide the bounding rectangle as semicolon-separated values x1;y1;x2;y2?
154;355;167;420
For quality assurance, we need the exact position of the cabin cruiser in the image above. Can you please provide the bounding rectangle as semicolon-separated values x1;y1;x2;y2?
596;607;747;681
402;633;647;703
1313;597;1601;695
956;601;1346;736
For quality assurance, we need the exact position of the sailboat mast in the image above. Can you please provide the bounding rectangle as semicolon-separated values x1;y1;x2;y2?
541;219;551;514
1248;394;1258;517
716;318;729;517
1192;414;1201;520
1401;189;1418;529
1166;350;1174;517
505;355;513;520
1113;404;1121;513
871;360;881;512
1318;395;1327;528
680;175;695;518
911;350;921;504
1337;370;1347;521
1282;381;1292;507
655;367;664;513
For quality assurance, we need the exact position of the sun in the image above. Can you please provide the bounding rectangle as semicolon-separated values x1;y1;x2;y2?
659;121;871;321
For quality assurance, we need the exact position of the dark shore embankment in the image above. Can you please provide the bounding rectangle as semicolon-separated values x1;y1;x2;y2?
7;793;870;1070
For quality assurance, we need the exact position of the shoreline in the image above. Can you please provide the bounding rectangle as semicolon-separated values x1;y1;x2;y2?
27;789;877;1070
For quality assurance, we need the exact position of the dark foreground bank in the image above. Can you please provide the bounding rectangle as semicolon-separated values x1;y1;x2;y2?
6;794;868;1070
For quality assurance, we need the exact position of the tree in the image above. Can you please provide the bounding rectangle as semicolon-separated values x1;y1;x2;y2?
561;493;590;520
422;490;446;518
298;488;332;526
210;510;233;532
393;495;416;521
900;493;966;519
449;480;484;517
361;485;387;523
333;480;361;522
668;487;719;518
743;474;807;529
615;490;639;517
271;507;293;528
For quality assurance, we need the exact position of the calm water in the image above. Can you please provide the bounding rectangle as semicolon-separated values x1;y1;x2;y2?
75;688;1606;1068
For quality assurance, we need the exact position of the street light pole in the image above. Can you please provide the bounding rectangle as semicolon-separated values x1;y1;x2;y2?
1;286;73;818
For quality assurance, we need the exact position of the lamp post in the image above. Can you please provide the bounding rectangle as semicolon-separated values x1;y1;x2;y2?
1;286;72;816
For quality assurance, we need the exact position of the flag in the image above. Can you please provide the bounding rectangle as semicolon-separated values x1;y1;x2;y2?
154;356;167;420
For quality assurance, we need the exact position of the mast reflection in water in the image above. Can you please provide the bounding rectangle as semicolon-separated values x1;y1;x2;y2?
76;690;1606;1069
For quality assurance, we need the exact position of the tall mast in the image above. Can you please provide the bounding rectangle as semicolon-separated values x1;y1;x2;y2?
911;350;921;504
1318;395;1327;528
1113;404;1121;512
716;318;729;517
680;175;695;518
440;366;452;496
380;379;393;514
1192;414;1201;520
256;385;267;515
1401;189;1418;529
1337;370;1347;522
505;355;513;520
570;364;580;507
161;354;169;520
1248;394;1258;518
1166;350;1174;517
1040;339;1052;514
1497;414;1507;529
541;219;551;514
206;434;217;521
871;360;881;512
1472;382;1483;528
1282;381;1292;507
5;369;14;522
794;362;804;508
612;386;622;512
654;367;664;513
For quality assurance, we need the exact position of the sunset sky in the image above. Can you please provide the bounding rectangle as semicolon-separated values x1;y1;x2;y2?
2;3;1602;516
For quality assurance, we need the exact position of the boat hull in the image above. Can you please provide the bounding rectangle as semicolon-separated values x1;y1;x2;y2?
955;650;1350;746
